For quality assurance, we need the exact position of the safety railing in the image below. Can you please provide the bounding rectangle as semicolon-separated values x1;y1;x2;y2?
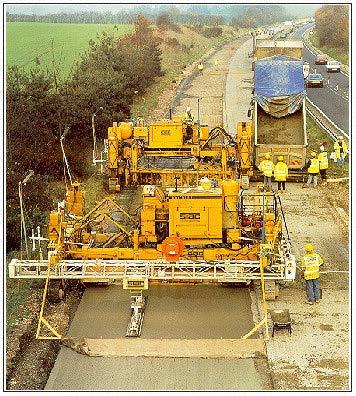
9;257;295;282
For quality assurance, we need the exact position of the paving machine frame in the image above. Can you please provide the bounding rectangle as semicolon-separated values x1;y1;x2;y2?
9;180;296;341
103;115;256;191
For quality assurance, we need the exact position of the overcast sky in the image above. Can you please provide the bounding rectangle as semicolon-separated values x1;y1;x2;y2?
6;3;321;17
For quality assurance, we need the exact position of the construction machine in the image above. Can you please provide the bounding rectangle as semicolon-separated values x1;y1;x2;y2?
104;114;246;191
9;178;296;340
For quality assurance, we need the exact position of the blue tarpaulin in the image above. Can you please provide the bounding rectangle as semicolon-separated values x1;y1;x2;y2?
254;55;306;118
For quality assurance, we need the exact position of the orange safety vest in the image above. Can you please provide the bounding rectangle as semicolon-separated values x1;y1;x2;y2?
308;158;319;174
318;152;329;170
274;161;288;181
302;253;323;280
259;159;275;177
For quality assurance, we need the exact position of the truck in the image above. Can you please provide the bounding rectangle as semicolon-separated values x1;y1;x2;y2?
251;53;307;170
254;39;303;61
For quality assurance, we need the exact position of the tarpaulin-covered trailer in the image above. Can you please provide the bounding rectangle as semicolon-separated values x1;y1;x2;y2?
252;55;307;170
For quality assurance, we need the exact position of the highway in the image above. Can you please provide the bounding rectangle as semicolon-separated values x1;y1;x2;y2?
290;23;349;135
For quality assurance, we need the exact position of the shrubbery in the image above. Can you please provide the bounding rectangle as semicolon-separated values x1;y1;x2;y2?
6;14;162;251
202;26;223;38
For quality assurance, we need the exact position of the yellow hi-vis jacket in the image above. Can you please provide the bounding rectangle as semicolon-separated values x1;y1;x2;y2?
318;152;329;170
259;159;275;177
308;158;319;174
301;253;324;280
274;161;288;181
334;140;348;159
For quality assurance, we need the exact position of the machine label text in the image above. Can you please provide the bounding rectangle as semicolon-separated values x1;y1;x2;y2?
180;213;201;220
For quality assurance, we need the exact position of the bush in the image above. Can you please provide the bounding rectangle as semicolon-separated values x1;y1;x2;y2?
156;13;181;33
202;26;223;38
6;14;163;252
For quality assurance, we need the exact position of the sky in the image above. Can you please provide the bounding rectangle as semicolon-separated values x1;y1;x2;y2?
5;3;321;17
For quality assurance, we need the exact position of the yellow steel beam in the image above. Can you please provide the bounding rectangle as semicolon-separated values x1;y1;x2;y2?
36;263;62;340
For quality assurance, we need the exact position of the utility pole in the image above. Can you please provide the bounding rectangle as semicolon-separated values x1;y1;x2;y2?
92;107;103;164
19;170;34;259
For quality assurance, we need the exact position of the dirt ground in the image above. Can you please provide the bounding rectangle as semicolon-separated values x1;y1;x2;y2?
6;285;83;390
172;40;248;127
262;182;349;390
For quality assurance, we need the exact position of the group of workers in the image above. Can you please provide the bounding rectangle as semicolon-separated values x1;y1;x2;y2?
259;135;348;191
259;136;348;305
258;153;288;192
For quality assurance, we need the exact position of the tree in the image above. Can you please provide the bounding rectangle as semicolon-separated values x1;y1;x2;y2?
315;5;349;48
156;13;171;30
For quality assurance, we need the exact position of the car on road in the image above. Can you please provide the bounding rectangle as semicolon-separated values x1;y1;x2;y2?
315;54;328;65
326;60;341;72
306;73;324;88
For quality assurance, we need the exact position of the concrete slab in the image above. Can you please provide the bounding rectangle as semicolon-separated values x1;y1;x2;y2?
66;284;257;339
46;285;273;390
46;350;269;390
62;338;266;358
224;38;254;134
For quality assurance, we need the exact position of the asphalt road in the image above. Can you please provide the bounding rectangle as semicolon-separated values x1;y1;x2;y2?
290;23;349;134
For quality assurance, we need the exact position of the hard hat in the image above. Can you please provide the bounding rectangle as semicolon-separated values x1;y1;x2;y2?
278;156;284;161
339;135;344;140
264;153;271;159
311;151;317;157
305;243;314;253
319;145;325;152
186;106;191;112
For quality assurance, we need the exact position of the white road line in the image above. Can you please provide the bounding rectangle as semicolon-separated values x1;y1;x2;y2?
306;97;348;139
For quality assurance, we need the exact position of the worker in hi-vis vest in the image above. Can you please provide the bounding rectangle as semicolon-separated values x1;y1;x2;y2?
301;243;324;304
318;144;329;185
185;106;193;123
258;153;274;191
333;136;348;166
303;151;319;187
273;156;288;192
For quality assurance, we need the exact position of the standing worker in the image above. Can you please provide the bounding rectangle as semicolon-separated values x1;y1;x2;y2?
258;153;275;191
185;106;193;123
318;144;329;185
198;62;204;73
274;156;288;192
303;151;319;187
334;136;348;166
301;243;324;304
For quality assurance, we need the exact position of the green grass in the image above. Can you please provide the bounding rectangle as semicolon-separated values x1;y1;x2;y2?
309;32;349;65
6;22;133;77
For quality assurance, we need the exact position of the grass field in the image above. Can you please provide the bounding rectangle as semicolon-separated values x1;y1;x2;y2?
6;22;133;76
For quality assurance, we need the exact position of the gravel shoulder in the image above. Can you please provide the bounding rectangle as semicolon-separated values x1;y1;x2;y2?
265;183;349;390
